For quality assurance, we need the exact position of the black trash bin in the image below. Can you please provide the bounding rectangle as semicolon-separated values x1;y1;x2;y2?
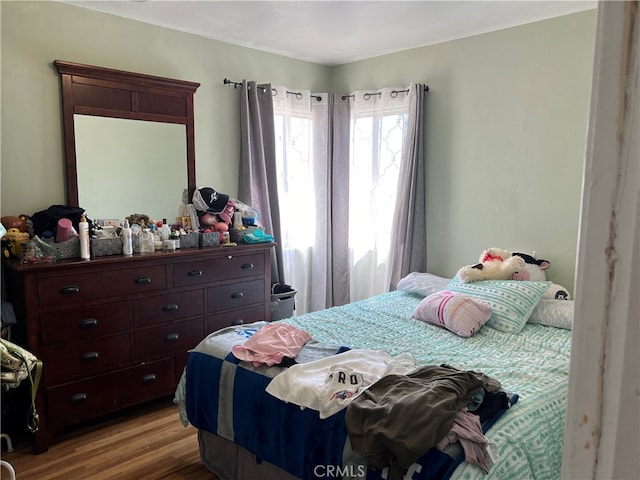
270;283;297;321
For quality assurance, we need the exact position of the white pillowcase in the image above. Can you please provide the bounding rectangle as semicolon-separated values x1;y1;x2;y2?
528;299;574;329
396;272;451;297
412;291;493;337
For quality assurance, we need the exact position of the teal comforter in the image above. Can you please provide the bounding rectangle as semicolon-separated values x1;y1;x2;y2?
281;291;572;480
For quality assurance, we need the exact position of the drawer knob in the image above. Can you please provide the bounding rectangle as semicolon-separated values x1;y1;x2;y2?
141;374;157;384
163;304;179;312
187;270;203;277
135;277;152;285
81;351;99;361
241;263;255;270
70;393;88;403
164;333;179;343
60;285;80;295
231;319;244;326
230;292;245;299
79;318;98;328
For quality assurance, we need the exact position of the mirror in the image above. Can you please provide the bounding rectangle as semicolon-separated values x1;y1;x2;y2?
54;60;200;223
74;115;187;221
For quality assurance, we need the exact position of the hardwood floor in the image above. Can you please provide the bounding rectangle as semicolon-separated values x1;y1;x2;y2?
0;396;218;480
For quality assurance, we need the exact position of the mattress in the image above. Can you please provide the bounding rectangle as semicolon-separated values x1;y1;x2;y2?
175;290;571;479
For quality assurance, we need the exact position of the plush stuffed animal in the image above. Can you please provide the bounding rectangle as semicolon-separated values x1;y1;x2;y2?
457;247;526;283
199;213;229;242
509;252;549;281
510;252;571;299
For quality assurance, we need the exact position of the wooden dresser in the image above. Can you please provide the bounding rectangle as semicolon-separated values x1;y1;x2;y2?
3;243;272;453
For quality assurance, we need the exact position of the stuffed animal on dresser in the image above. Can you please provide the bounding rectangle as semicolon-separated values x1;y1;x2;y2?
509;252;572;299
457;247;526;283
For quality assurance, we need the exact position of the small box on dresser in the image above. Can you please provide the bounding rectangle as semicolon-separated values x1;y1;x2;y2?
179;232;199;249
90;237;122;257
199;231;220;247
52;236;80;259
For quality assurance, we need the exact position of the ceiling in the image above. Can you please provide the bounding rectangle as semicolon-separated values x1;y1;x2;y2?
60;1;597;66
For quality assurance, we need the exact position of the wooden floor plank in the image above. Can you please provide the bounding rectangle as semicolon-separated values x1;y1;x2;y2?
1;397;218;480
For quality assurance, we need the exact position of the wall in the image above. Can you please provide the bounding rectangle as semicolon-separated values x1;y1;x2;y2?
562;3;639;477
332;10;597;293
1;2;596;292
0;0;330;217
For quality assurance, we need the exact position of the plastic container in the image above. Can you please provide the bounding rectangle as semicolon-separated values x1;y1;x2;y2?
270;284;297;321
56;218;75;243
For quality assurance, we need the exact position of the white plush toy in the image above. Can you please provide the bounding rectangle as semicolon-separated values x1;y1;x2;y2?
457;248;526;283
509;252;571;299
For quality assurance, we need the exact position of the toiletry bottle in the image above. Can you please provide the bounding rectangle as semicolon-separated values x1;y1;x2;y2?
161;218;171;241
150;224;162;251
42;230;55;243
121;219;133;256
141;228;155;253
140;228;150;253
79;214;91;260
147;228;155;253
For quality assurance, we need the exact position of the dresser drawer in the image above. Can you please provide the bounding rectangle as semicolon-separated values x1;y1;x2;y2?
43;333;132;385
116;358;176;407
134;319;204;359
173;252;264;287
207;279;265;312
40;301;132;345
46;357;174;430
134;290;204;327
207;305;266;332
37;265;167;307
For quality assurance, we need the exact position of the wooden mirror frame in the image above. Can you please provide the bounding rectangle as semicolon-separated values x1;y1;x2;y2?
54;60;200;207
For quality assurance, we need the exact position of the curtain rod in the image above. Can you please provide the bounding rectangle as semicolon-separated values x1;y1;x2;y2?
223;78;429;101
223;78;322;101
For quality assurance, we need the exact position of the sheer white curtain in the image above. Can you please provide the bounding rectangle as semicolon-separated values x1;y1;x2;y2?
272;88;331;315
347;88;413;301
272;84;425;314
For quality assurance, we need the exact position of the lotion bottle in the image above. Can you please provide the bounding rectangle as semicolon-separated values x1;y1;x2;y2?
79;214;90;260
161;218;171;241
121;219;133;256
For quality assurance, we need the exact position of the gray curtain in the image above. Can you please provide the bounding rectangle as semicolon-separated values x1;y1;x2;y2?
237;80;284;285
238;81;426;304
388;83;427;290
329;94;351;307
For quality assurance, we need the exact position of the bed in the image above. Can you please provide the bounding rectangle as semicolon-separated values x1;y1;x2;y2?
174;273;573;480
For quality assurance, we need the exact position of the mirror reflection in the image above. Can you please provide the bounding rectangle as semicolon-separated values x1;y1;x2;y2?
74;115;187;223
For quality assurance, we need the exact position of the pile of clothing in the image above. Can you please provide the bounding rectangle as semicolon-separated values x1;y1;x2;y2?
231;322;511;479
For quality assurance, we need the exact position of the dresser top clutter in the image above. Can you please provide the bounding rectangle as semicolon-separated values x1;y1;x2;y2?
1;60;276;454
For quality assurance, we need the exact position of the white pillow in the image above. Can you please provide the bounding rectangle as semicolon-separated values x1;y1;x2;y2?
528;299;574;329
412;291;493;337
396;272;451;297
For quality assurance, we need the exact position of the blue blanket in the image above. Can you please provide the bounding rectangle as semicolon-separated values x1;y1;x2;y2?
180;319;519;480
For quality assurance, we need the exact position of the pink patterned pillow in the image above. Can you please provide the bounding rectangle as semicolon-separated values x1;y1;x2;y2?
412;291;493;337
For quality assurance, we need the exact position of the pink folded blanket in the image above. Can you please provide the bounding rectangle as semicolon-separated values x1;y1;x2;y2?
231;323;311;366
